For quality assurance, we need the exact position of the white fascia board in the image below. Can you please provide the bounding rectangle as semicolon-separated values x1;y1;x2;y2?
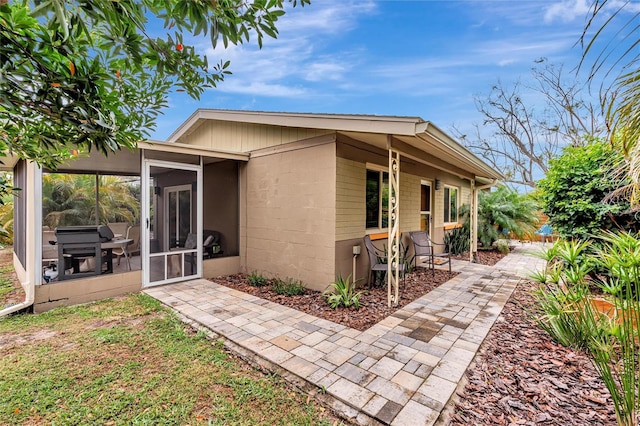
139;140;249;161
418;124;503;181
167;109;426;143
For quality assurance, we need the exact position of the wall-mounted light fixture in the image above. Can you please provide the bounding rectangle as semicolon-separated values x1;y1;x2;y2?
435;179;441;190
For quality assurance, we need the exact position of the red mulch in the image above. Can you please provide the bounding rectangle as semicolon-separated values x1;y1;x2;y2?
210;249;510;332
450;281;617;425
210;267;458;331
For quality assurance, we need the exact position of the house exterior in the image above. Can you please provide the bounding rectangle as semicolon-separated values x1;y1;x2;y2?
3;110;502;314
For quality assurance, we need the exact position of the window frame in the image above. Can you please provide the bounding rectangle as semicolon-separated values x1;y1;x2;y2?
365;164;389;232
443;185;459;224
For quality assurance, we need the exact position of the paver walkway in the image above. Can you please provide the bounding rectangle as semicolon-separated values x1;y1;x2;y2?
145;243;547;425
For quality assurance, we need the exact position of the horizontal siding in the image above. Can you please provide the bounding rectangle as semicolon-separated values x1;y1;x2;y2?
399;173;420;233
181;121;333;153
335;158;365;241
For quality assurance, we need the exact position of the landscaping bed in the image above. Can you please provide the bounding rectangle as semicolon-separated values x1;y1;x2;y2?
450;280;616;425
211;267;458;331
211;248;511;331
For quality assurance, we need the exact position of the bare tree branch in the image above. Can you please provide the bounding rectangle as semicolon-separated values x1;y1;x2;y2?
452;62;606;189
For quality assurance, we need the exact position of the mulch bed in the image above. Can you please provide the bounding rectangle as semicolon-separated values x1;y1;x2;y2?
210;249;510;332
450;280;617;425
210;267;458;331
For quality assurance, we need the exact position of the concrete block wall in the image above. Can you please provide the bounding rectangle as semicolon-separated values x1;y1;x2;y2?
245;142;336;291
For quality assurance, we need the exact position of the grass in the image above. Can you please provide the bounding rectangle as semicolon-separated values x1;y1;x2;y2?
0;265;15;299
0;294;338;425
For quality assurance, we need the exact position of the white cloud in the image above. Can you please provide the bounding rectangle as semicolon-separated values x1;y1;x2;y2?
197;0;376;99
544;0;640;23
216;81;307;97
544;0;591;23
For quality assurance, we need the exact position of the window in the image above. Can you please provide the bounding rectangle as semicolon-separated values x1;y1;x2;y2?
444;186;458;223
366;169;389;229
420;182;431;232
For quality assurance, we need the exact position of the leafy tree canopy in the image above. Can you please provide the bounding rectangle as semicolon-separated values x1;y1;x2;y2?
537;138;634;240
0;0;308;170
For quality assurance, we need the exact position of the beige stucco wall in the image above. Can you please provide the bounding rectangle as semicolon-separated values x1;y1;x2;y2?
33;271;142;313
244;142;336;291
203;256;241;278
183;121;333;153
203;161;240;256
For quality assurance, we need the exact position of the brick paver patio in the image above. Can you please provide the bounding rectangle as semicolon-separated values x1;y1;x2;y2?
145;243;547;425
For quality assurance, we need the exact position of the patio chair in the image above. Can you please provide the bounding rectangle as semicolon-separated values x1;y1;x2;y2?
535;224;553;244
409;230;451;275
363;235;406;288
112;225;140;268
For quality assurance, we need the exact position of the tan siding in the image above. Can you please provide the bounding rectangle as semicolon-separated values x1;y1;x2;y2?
178;121;332;153
335;158;365;241
399;173;420;233
245;143;336;291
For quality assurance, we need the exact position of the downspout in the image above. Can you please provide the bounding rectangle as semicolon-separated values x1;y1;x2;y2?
1;162;42;317
471;179;498;262
0;278;34;317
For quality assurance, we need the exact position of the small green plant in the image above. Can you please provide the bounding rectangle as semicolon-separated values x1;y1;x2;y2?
247;271;267;287
323;275;364;309
532;233;640;426
493;238;510;254
271;277;306;296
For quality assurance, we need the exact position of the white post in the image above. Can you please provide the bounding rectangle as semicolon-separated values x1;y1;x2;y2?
470;179;477;263
388;146;401;307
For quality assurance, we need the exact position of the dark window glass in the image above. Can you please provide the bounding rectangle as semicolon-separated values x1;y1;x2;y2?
366;170;379;228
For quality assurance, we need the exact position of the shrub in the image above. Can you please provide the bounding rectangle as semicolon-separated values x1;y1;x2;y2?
532;234;640;425
247;271;267;287
323;275;364;309
444;226;469;255
493;239;510;254
271;277;306;296
537;139;632;240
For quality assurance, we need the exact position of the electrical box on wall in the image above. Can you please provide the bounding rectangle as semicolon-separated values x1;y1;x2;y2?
352;245;361;255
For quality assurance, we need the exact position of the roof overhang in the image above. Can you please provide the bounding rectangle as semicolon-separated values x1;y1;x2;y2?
167;109;502;182
139;140;249;162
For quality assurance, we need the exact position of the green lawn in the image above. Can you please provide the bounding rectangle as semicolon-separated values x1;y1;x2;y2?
0;294;339;425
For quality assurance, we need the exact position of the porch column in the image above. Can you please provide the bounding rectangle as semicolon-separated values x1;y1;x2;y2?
387;143;401;307
470;179;478;262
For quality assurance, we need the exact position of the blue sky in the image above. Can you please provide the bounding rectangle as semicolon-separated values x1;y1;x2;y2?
151;0;638;141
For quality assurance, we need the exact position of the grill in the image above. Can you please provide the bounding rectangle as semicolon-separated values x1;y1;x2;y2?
55;225;114;280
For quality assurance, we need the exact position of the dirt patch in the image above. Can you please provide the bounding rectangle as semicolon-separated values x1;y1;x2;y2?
0;329;57;350
450;280;616;425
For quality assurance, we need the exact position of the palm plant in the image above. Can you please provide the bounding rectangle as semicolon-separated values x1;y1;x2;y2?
42;173;140;228
462;185;538;248
581;1;640;209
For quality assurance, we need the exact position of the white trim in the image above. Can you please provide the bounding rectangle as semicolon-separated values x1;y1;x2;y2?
420;180;433;235
443;184;460;225
163;184;192;250
365;167;389;230
142;159;202;288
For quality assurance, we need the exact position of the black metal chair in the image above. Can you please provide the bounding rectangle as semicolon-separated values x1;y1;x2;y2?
363;235;406;288
409;231;451;275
